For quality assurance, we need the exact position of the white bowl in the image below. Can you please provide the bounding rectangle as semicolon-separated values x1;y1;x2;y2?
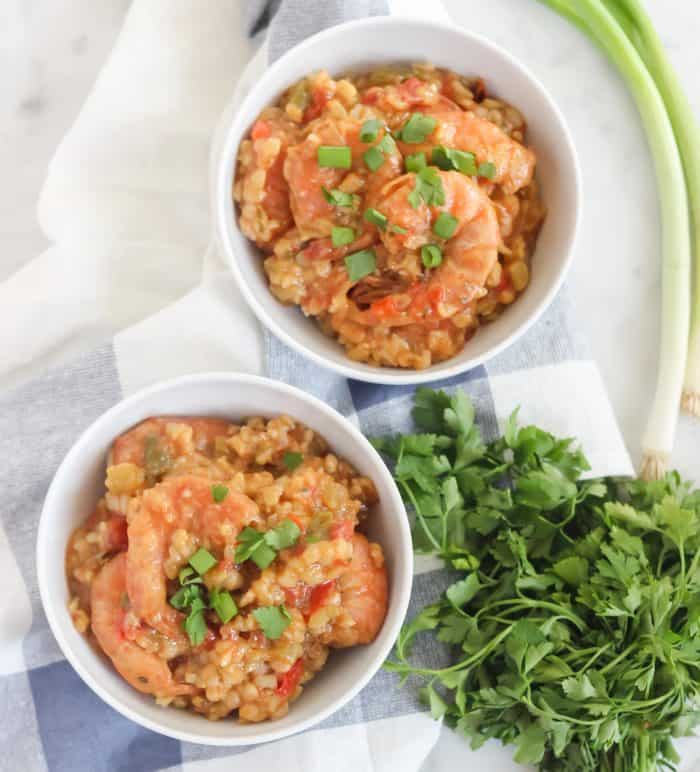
216;16;581;385
37;373;412;745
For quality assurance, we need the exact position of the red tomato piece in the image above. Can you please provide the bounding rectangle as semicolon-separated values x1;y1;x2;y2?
251;120;271;140
329;520;354;541
276;658;304;698
308;580;335;617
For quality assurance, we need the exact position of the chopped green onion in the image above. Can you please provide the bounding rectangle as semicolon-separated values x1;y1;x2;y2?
364;208;388;230
405;152;427;173
344;249;377;282
211;483;228;503
209;588;238;624
377;134;397;154
317;145;352;169
408;166;446;209
178;566;202;586
421;244;443;268
397;113;437;143
477;161;497;179
363;146;385;171
322;187;356;208
189;547;218;576
283;451;303;471
360;119;382;143
390;223;408;234
433;212;459;239
253;605;292;640
431;146;478;176
331;226;355;247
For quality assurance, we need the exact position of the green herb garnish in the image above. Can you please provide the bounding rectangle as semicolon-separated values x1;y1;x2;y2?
209;588;238;624
345;248;376;282
431;145;478;176
189;547;217;576
405;152;427;173
420;244;443;268
477;161;497;179
169;583;202;610
364;208;388;230
265;519;301;551
397;113;437;143
235;527;277;569
235;519;302;569
331;226;355;247
211;483;229;503
183;598;208;646
377;387;700;772
178;565;203;586
359;118;382;143
283;451;303;471
408;166;446;208
317;145;352;169
432;212;458;239
253;605;292;640
322;187;356;208
363;146;385;172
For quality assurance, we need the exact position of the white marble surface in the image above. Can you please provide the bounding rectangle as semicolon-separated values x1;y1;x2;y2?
0;0;698;480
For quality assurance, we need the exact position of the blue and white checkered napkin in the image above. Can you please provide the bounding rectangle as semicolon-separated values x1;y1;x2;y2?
0;2;634;771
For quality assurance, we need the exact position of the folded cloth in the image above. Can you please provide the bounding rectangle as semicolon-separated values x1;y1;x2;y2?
0;2;638;772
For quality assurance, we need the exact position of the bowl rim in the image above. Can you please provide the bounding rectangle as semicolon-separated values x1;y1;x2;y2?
37;372;413;745
216;14;581;386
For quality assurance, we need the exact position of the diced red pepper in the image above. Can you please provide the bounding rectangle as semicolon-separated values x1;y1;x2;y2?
329;520;354;541
276;658;304;698
397;77;423;103
361;88;380;106
496;270;512;293
284;583;311;610
251;120;271;140
303;86;333;122
308;580;335;617
369;295;398;319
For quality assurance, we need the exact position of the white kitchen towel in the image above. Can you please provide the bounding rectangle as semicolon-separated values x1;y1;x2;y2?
0;2;653;772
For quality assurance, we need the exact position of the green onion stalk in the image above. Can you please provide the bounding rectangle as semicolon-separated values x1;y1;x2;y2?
537;0;691;479
600;0;700;417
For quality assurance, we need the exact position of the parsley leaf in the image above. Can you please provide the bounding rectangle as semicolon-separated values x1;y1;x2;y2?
283;451;303;471
378;386;700;771
211;483;229;503
253;605;292;640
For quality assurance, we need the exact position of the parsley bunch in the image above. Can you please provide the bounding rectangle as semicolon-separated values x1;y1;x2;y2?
375;388;700;771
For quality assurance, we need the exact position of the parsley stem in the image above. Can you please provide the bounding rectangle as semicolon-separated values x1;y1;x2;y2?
399;479;442;554
598;642;641;675
579;641;614;673
475;598;586;632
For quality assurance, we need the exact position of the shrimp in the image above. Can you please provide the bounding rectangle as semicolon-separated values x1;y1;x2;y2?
234;108;300;249
126;475;259;647
396;109;536;194
361;76;461;116
110;417;230;479
91;553;196;697
326;533;388;647
346;170;499;327
283;116;402;239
